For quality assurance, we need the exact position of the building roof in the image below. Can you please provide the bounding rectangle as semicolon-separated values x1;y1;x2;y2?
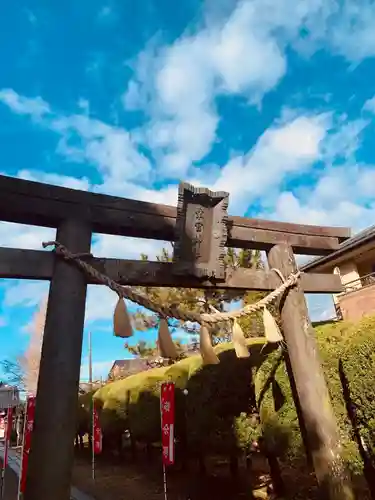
78;382;102;394
109;358;149;374
302;223;375;272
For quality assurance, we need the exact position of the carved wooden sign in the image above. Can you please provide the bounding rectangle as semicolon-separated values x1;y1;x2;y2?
172;182;229;280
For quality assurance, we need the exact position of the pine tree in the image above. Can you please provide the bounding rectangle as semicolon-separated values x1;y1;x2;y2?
129;245;265;347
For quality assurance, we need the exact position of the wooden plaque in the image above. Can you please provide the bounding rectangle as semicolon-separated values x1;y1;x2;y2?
172;182;229;280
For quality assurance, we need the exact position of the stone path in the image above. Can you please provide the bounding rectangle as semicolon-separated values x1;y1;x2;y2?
0;445;93;500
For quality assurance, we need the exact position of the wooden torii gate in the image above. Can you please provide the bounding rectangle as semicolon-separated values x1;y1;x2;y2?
0;176;354;499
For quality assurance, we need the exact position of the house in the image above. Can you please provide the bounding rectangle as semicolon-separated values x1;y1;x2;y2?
108;344;201;381
78;381;102;395
302;224;375;322
0;384;20;410
107;359;149;380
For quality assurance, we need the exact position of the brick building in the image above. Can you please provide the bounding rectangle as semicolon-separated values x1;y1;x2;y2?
302;224;375;322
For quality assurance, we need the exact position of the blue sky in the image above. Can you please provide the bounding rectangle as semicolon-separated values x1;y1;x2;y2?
1;0;375;381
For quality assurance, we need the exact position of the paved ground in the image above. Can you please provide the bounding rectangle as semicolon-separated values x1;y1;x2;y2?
0;466;19;500
0;446;93;500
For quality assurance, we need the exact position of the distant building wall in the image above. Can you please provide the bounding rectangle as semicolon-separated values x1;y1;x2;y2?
338;283;375;323
108;359;149;380
337;261;361;287
0;386;20;409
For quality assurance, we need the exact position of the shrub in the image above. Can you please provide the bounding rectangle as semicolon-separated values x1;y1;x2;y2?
83;315;375;497
255;316;375;498
92;338;275;451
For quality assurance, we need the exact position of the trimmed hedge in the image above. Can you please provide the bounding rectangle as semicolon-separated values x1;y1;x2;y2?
88;338;275;449
77;316;375;495
254;316;375;498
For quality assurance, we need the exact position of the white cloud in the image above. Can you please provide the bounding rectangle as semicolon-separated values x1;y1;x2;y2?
0;228;170;327
306;294;336;322
210;112;330;214
363;95;375;114
328;1;375;62
92;234;170;260
0;222;55;250
80;359;113;381
52;114;152;183
0;89;152;185
83;233;171;322
122;0;375;181
95;179;178;206
270;166;375;233
17;169;91;191
124;0;289;178
1;279;115;330
209;1;286;97
321;117;368;162
0;88;50;118
77;98;90;114
3;281;48;308
3;0;375;362
85;285;118;323
256;109;375;232
122;81;142;110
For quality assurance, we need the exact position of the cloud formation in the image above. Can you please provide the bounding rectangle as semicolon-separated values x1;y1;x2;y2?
1;0;375;339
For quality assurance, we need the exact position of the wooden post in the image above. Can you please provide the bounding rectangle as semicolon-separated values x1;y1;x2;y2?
24;218;92;500
267;244;354;500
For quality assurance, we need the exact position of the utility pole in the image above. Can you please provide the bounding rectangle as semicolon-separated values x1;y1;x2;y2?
88;330;95;481
88;331;93;389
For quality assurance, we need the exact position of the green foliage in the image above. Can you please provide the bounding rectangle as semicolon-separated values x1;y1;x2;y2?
123;338;187;361
0;358;24;389
255;315;375;491
92;338;275;453
80;311;375;498
77;389;96;432
316;317;375;468
131;245;264;343
124;340;158;358
255;349;300;458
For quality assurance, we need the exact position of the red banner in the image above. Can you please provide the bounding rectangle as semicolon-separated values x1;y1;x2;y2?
3;406;13;469
160;382;175;466
93;404;102;455
19;396;36;496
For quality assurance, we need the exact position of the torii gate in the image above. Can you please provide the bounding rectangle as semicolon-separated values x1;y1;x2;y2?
0;176;353;499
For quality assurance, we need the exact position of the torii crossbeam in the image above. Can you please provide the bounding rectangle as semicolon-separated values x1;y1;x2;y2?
0;175;353;500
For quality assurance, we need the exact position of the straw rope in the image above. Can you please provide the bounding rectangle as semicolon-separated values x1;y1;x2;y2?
42;241;300;325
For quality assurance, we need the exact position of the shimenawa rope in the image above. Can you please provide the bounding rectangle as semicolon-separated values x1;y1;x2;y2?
42;241;301;325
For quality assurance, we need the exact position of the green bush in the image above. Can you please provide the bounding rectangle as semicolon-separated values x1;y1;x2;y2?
91;338;275;450
254;316;375;497
77;389;95;432
185;340;275;454
317;317;375;470
80;315;375;497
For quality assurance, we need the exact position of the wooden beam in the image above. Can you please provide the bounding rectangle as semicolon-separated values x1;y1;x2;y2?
24;219;92;500
267;244;353;499
0;247;343;293
0;175;350;254
231;215;350;239
227;226;341;255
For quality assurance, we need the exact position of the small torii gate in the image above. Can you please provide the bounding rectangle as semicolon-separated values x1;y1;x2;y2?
0;177;353;500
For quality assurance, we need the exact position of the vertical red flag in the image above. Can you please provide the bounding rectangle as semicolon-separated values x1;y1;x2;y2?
18;396;36;497
160;382;175;466
3;406;13;469
93;404;102;455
